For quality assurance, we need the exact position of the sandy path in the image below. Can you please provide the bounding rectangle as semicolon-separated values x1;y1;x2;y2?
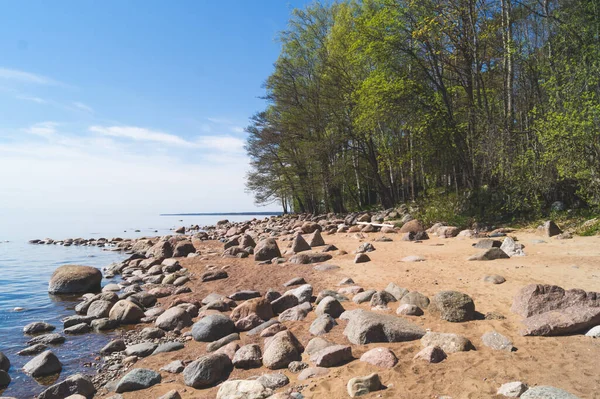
97;231;600;399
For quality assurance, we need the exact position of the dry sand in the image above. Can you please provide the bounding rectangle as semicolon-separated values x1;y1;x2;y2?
97;231;600;399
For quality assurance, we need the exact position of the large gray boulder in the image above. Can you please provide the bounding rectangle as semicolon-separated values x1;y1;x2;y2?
429;291;476;322
48;265;102;294
183;353;232;388
23;322;55;335
520;306;600;336
191;314;235;342
254;238;282;261
155;306;192;331
262;330;304;369
511;284;600;318
343;310;425;344
115;368;161;393
108;300;144;324
288;252;332;264
38;373;96;399
23;350;62;377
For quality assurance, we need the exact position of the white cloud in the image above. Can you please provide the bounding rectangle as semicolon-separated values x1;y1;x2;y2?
73;102;94;113
0;126;257;219
232;126;245;133
196;135;246;153
24;121;59;137
0;67;61;85
16;95;47;104
89;125;190;146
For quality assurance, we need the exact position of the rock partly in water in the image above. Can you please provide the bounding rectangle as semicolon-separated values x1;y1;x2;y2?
48;265;102;294
37;373;96;399
23;350;62;377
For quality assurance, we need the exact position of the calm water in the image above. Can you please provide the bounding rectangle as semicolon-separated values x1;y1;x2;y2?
0;213;274;398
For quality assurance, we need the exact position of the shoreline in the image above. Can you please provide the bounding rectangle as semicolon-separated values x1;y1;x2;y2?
5;212;600;398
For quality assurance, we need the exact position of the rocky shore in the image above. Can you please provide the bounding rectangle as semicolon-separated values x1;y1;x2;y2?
4;210;599;398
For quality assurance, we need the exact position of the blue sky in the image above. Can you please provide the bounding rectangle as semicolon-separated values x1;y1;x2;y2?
0;1;311;218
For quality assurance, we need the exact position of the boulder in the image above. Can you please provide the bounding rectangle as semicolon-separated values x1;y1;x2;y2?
501;237;525;257
468;248;510;261
359;347;397;369
146;240;173;258
202;270;228;282
307;230;325;247
521;386;580;399
511;284;600;318
86;300;113;318
315;296;345;318
262;331;304;369
413;345;447;363
481;331;514;351
399;291;430;308
0;370;9;388
343;310;425;344
207;333;240;352
155;307;192;331
483;275;506;284
347;373;383;397
109;300;144;324
473;239;501;249
291;234;311;253
158;390;181;399
284;284;313;303
399;220;424;234
231;298;274;322
586;325;600;337
115;368;161;393
353;290;376;304
520;306;600;336
38;373;96;399
100;339;126;355
125;342;158;357
192;314;235;342
160;360;185;374
152;342;184;355
288;252;332;264
27;333;65;345
309;314;337;336
23;322;55;335
420;332;474;353
173;240;195;257
354;253;370;263
216;380;272;399
497;381;529;397
48;265;102;294
232;344;262;369
257;373;289;389
429;291;475;322
370;291;397;308
396;304;423;316
0;352;9;372
309;345;352;367
183;353;232;388
254;238;282;261
540;221;562;237
23;350;62;377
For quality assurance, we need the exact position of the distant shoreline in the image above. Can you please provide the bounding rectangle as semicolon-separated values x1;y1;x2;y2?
159;212;283;216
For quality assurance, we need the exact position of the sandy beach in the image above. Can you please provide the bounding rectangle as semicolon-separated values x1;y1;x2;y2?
90;227;600;399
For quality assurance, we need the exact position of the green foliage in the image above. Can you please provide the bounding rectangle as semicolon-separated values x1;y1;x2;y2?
245;0;600;218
